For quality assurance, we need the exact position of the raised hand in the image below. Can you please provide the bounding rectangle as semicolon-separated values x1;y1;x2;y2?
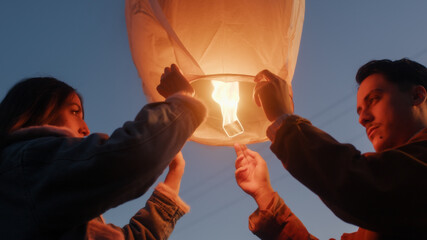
234;144;275;209
253;70;294;122
164;152;186;194
157;64;195;98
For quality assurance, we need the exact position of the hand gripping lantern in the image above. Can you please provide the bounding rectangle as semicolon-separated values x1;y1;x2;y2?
125;0;304;146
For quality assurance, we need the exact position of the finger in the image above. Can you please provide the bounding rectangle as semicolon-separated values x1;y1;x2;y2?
253;82;265;107
288;84;293;98
254;81;269;91
290;96;295;113
245;148;259;159
253;88;261;107
241;144;248;151
164;67;171;74
235;154;245;169
171;64;180;73
234;143;244;157
235;167;248;179
174;151;183;160
254;70;268;83
239;144;250;159
240;144;251;160
253;82;268;107
261;70;280;83
170;154;185;172
156;85;166;97
246;149;265;165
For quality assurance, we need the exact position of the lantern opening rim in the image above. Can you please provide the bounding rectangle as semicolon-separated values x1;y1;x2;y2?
189;73;255;83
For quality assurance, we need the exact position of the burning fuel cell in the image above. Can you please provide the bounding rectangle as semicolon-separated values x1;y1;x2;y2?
211;80;244;137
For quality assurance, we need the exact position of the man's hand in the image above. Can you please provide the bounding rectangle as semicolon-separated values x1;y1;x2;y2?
164;152;186;194
253;70;294;122
234;144;275;209
157;64;195;98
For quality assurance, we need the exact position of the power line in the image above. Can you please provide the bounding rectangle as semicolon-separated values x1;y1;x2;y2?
307;91;355;121
316;105;354;129
184;170;235;202
179;144;267;197
410;47;427;60
180;161;234;196
174;194;248;235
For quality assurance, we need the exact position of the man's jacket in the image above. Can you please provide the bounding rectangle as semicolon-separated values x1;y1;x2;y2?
250;114;427;240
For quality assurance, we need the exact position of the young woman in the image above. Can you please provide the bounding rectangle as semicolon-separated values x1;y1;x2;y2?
0;65;206;239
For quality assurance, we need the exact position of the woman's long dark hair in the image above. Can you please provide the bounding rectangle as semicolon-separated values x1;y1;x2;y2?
0;77;82;147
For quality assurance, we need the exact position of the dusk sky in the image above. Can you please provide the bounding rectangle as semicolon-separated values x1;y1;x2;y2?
1;1;426;239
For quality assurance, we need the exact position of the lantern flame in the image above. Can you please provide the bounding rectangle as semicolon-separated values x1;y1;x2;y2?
211;80;244;137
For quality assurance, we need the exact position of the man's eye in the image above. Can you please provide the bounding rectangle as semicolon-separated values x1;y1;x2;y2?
71;110;80;115
368;95;380;104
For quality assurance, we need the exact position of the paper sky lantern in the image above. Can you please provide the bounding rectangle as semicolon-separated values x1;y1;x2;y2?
125;0;304;146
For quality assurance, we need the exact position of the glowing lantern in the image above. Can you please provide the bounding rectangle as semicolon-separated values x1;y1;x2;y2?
125;0;304;146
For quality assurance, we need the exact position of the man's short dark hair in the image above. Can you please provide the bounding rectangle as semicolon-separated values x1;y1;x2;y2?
356;58;427;91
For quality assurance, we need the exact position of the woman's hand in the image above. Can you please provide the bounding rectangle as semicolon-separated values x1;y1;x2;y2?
164;152;186;194
234;144;275;209
253;70;294;122
157;64;195;98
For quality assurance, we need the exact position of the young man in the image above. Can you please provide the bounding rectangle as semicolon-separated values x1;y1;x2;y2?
234;59;427;239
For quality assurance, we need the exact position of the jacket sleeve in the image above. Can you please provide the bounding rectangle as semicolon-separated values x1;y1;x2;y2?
249;192;318;240
85;183;188;240
23;94;206;231
269;114;427;232
107;183;189;240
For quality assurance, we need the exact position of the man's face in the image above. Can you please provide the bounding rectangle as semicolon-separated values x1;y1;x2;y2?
357;73;414;152
50;93;90;138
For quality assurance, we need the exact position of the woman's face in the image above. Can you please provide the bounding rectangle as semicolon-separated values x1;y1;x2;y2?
51;93;90;137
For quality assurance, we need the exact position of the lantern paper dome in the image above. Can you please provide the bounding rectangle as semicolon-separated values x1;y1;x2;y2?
126;0;305;146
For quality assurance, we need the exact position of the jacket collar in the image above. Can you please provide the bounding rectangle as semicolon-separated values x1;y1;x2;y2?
6;125;78;145
407;127;427;144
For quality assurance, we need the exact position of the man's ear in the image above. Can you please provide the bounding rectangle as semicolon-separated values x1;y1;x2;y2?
412;85;427;106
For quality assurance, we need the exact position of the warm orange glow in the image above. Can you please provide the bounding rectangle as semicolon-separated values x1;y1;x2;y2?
211;80;244;137
126;0;305;145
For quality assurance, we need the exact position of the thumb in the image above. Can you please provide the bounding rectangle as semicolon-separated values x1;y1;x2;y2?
235;167;248;180
253;82;269;107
